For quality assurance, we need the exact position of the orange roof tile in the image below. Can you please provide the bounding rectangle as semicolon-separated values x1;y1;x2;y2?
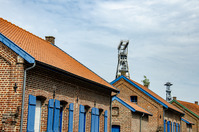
129;79;183;113
129;79;184;114
177;100;199;117
117;96;152;115
0;18;117;91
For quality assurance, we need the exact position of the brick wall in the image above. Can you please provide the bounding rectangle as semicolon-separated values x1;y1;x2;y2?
0;42;24;131
112;78;181;132
171;101;199;132
0;42;112;132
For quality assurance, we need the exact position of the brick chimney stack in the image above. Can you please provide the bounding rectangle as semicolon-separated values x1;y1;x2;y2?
45;36;55;45
173;97;177;100
195;101;198;105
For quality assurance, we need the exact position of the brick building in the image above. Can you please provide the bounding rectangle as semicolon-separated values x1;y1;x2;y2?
0;18;118;132
171;97;199;132
111;75;184;132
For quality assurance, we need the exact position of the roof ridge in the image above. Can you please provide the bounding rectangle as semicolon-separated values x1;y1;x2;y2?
0;17;51;45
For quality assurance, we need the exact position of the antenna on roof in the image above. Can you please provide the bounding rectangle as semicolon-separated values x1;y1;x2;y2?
165;82;173;102
116;40;130;79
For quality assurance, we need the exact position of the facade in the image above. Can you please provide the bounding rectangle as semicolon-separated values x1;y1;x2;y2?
111;75;184;132
112;96;152;132
171;98;199;132
0;18;118;132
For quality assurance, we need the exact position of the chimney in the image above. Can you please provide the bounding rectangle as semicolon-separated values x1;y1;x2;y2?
173;97;177;100
195;101;198;105
45;36;55;45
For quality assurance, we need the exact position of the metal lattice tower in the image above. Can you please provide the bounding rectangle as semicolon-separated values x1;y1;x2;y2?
116;40;130;79
165;82;173;102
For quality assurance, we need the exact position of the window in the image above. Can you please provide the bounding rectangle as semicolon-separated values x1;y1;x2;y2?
130;96;137;104
27;95;46;132
34;100;42;132
59;105;63;132
112;107;119;116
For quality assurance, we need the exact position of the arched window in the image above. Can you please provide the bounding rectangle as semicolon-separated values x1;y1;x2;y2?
27;95;46;132
173;122;175;132
164;120;167;132
59;101;68;132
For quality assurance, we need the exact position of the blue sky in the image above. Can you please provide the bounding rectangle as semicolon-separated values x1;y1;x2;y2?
1;0;199;102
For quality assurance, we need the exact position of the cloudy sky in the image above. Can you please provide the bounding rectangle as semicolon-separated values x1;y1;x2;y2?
1;0;199;102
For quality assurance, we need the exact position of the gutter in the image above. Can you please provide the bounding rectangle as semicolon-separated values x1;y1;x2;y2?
140;113;145;132
20;62;36;132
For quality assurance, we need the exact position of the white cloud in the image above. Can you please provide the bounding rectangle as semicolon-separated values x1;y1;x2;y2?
0;0;199;102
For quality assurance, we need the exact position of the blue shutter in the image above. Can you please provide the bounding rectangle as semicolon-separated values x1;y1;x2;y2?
178;124;180;132
104;110;108;132
27;95;36;132
91;108;96;132
167;121;170;132
95;108;99;132
68;103;74;132
173;122;175;132
176;123;178;132
171;121;172;132
79;105;85;132
47;99;54;132
164;120;166;132
53;100;60;132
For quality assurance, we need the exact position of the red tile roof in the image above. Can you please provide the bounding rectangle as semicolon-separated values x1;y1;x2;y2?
128;78;184;114
117;96;152;115
0;18;117;91
177;100;199;117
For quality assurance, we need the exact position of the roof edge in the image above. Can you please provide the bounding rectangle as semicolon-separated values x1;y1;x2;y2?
181;117;195;125
111;76;168;109
0;32;35;63
170;99;199;118
112;96;136;112
112;96;152;115
36;61;119;93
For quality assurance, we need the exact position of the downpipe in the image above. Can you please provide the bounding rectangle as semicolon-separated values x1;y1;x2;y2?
20;62;36;132
140;113;145;132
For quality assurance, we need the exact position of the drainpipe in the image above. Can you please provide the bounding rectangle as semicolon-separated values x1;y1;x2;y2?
140;113;145;132
20;62;36;132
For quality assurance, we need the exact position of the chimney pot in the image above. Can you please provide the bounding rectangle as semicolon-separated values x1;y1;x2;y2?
195;101;198;105
45;36;55;45
173;97;177;100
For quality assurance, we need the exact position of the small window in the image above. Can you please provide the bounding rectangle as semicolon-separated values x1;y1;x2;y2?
112;107;119;116
130;96;137;104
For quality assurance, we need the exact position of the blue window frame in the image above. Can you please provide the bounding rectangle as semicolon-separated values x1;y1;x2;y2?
130;96;137;104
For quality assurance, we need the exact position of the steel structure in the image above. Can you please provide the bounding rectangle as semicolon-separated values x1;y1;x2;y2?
165;82;173;102
116;40;130;79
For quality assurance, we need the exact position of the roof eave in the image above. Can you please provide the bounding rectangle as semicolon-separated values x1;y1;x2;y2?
36;60;119;93
0;32;35;64
171;99;199;118
111;76;168;109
